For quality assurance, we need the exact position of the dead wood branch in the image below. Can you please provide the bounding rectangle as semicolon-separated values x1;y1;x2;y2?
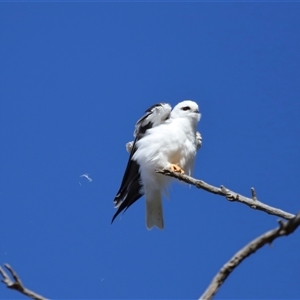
156;169;295;220
0;264;48;300
199;211;300;299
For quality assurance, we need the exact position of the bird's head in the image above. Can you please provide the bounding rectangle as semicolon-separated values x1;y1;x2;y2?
171;100;201;122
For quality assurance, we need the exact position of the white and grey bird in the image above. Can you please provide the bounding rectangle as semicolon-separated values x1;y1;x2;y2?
112;100;201;230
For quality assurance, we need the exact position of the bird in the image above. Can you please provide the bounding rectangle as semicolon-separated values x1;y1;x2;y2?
112;100;201;230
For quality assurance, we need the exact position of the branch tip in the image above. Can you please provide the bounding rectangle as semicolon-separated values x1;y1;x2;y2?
0;264;48;300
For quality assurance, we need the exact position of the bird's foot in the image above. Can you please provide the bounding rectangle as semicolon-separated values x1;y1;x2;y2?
169;164;185;174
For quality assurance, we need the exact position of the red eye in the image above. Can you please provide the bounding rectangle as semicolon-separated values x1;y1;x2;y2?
181;106;190;111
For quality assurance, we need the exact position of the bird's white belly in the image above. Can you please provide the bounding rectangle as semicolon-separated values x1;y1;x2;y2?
165;134;196;172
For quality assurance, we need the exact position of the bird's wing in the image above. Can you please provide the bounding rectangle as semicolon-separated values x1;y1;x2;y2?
112;103;172;223
134;103;172;138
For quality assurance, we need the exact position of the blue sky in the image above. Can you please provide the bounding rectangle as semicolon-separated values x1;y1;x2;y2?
1;3;300;299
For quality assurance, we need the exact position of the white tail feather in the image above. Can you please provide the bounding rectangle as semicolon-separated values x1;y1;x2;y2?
146;190;164;230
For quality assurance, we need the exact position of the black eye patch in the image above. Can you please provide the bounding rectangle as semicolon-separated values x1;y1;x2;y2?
181;106;190;111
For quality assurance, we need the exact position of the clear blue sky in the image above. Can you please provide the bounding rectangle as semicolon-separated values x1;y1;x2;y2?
1;3;300;299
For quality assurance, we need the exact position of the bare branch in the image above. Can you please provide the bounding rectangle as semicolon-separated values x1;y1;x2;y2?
156;169;295;220
0;264;48;300
199;211;300;300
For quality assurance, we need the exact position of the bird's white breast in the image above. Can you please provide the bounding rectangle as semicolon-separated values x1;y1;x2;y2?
133;115;198;189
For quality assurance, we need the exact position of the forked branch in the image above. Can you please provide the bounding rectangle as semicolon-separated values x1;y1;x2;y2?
156;169;295;220
0;264;48;300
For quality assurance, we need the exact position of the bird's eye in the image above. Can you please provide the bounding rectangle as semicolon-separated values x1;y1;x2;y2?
181;106;190;111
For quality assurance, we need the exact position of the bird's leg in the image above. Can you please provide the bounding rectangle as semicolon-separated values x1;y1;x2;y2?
169;164;185;174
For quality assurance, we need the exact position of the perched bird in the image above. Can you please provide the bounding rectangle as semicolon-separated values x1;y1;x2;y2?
112;100;201;230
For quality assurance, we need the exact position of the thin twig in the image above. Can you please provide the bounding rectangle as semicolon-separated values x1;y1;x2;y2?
0;264;48;300
156;169;295;220
199;211;300;300
251;187;257;201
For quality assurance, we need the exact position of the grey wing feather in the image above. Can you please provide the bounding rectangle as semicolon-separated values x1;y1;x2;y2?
134;103;172;138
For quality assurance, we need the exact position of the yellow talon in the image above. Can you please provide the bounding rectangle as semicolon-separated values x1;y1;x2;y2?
169;164;185;174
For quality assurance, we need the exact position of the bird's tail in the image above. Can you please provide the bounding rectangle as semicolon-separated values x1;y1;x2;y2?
146;190;164;230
